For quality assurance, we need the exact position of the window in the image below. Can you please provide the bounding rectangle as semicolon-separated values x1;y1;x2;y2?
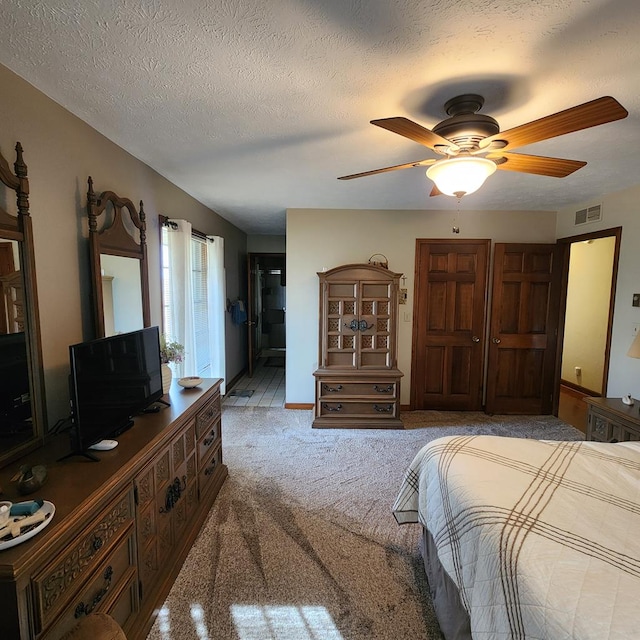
161;220;226;391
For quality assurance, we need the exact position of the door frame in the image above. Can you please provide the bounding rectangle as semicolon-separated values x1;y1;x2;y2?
552;226;622;413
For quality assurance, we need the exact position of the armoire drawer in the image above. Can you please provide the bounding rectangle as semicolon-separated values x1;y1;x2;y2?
32;489;134;630
318;400;399;418
317;380;398;398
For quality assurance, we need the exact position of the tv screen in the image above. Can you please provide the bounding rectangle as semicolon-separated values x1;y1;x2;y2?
69;326;163;453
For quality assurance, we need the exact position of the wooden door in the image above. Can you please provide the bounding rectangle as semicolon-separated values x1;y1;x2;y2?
411;240;490;410
485;243;562;414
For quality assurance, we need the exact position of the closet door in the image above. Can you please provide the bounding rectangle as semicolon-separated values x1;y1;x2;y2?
485;243;562;414
411;239;490;410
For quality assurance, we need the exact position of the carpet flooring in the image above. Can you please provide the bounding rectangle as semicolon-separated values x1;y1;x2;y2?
146;409;583;640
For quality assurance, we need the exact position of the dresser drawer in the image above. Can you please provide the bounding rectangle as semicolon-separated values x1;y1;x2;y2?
317;380;397;398
199;443;223;497
40;531;137;639
196;394;221;438
318;400;399;418
197;415;221;465
32;490;134;630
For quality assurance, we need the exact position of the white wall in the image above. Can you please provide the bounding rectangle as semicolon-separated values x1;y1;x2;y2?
557;186;640;400
247;235;286;253
286;208;557;405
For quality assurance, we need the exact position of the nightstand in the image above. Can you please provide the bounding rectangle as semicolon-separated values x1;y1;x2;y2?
584;397;640;442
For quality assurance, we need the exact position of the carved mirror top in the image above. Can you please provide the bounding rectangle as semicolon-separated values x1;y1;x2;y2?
87;176;146;258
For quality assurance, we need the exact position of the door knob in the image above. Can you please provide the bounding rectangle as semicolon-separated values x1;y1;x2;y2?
492;337;501;344
471;336;480;343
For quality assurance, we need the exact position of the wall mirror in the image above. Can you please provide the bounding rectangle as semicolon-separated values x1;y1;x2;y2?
87;177;150;338
0;142;46;468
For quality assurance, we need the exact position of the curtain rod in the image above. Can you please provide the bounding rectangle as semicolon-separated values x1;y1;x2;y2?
160;215;213;241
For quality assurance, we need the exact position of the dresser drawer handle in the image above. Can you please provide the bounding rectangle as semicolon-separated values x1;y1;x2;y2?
203;429;217;446
74;565;113;618
160;476;187;513
322;403;343;412
92;537;103;552
373;384;393;393
322;384;343;393
204;461;217;476
374;404;393;413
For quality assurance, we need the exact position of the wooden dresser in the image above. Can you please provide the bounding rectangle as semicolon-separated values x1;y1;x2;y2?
0;379;227;640
313;264;403;428
585;396;640;442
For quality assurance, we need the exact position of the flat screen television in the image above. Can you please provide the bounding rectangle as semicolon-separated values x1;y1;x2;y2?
69;326;163;456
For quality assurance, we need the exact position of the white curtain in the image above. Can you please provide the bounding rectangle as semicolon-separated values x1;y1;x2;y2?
167;219;196;378
206;236;226;393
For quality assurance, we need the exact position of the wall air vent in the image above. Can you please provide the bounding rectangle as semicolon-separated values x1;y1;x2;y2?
574;204;602;226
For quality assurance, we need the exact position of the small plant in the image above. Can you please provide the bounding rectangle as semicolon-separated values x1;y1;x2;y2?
160;335;184;365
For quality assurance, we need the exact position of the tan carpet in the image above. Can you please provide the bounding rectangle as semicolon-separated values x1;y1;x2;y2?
147;408;583;640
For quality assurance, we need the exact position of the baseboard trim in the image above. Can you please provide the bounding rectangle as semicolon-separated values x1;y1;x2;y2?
285;403;314;410
560;380;599;398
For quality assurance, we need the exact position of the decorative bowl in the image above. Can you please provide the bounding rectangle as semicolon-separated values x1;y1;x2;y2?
178;376;203;389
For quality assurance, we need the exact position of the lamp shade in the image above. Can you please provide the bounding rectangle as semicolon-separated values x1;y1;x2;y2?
628;331;640;358
426;156;497;197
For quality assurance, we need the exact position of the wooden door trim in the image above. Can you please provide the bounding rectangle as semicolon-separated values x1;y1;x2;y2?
553;227;622;412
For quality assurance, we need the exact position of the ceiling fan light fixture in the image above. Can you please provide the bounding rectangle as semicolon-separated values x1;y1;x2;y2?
426;156;497;198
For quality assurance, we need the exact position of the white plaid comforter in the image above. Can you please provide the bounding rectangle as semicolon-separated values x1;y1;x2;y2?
393;435;640;639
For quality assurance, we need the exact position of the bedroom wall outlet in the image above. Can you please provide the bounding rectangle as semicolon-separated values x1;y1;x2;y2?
574;366;582;376
403;311;411;322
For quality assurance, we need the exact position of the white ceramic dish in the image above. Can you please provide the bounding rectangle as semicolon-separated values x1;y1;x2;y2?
0;500;55;551
178;376;203;389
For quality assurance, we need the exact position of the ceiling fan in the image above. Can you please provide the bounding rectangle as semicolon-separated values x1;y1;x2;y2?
338;95;628;198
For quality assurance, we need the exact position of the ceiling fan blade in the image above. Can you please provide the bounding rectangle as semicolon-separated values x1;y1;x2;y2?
338;158;436;180
480;96;628;151
429;185;443;197
487;152;586;177
371;117;457;151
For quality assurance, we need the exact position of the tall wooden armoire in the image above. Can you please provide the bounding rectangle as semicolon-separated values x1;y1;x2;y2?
313;263;403;428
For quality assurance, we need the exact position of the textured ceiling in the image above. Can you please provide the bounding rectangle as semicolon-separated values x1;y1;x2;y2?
0;0;638;234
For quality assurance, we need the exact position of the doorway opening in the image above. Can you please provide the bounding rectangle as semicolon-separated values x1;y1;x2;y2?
247;253;286;377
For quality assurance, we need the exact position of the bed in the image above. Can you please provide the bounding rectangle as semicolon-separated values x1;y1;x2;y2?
392;435;640;639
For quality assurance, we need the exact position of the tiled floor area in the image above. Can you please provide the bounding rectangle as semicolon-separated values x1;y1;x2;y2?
223;356;285;407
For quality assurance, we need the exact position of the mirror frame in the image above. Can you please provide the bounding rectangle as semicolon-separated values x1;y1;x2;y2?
0;142;46;467
87;177;150;338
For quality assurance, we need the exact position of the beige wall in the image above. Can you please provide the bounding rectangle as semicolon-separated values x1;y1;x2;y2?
561;237;615;392
286;208;558;405
557;187;640;400
0;64;247;426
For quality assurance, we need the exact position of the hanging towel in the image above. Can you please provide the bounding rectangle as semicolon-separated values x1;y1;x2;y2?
231;299;247;325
